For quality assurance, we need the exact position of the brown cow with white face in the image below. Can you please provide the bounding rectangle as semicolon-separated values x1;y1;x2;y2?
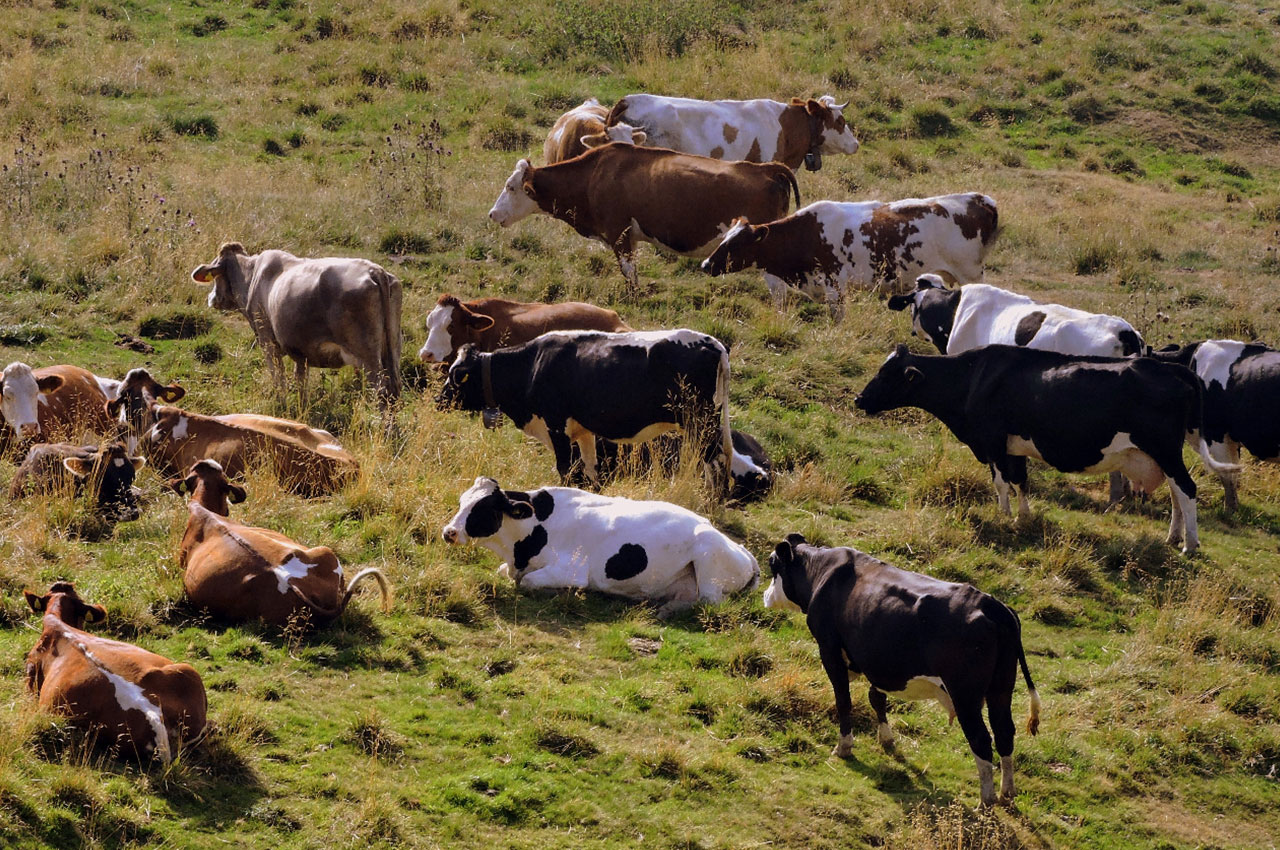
24;582;207;764
176;460;391;626
1;362;117;450
417;294;631;364
544;98;645;164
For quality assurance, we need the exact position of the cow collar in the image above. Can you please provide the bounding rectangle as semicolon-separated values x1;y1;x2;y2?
480;353;502;429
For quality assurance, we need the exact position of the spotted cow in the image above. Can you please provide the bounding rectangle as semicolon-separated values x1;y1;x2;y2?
1;363;117;453
9;442;147;522
544;98;644;164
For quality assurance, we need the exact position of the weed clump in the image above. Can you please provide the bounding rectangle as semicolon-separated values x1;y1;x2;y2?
907;105;956;137
534;724;599;758
139;311;212;339
169;115;219;139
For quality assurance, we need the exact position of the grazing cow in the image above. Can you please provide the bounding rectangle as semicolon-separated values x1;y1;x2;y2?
544;98;644;164
418;294;631;364
1;363;116;448
605;94;859;172
701;194;999;305
729;429;773;502
889;274;1146;503
1149;340;1280;510
176;460;391;626
442;477;757;618
10;443;146;521
762;534;1039;806
855;345;1240;553
24;582;207;764
190;243;403;411
437;329;732;493
488;144;800;293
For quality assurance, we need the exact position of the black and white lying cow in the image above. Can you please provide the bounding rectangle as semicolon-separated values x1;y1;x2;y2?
442;477;758;618
763;533;1039;806
855;345;1239;553
1149;339;1280;510
437;330;733;493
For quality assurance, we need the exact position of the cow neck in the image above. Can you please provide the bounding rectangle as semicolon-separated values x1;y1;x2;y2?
906;355;985;442
533;159;593;236
481;352;497;410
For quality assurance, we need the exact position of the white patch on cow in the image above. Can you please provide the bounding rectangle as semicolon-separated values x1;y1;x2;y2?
885;676;956;720
1000;755;1015;800
420;304;456;362
489;159;539;227
521;415;555;451
947;283;1140;357
1006;435;1044;461
201;459;224;472
62;631;171;764
171;416;189;441
730;447;765;479
1169;478;1198;553
37;394;48;406
877;722;894;749
1191;339;1248;390
272;555;317;594
113;457;125;468
317;443;343;453
816;95;860;155
1;362;42;437
761;576;800;611
95;376;122;402
833;732;855;758
613;421;680;444
976;756;996;806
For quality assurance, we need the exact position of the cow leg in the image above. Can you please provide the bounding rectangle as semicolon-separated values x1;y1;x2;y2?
992;457;1030;518
656;564;699;620
763;273;788;309
990;464;1011;515
868;686;894;752
1171;478;1199;554
953;694;998;806
987;691;1017;802
262;342;287;404
293;358;308;413
574;433;599;486
817;642;855;757
1106;471;1128;507
547;429;579;485
1210;439;1241;511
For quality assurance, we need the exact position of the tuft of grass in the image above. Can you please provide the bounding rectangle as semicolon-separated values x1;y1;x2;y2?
139;311;212;340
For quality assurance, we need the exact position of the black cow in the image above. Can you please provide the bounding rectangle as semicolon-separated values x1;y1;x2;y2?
437;329;732;493
763;533;1039;806
9;442;147;522
855;344;1239;553
593;427;773;502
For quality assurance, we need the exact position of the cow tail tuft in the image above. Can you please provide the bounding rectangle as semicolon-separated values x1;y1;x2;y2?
1009;605;1041;735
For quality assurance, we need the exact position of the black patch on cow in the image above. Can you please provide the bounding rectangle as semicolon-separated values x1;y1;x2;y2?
464;490;509;539
531;490;555;521
1014;311;1047;346
1118;329;1143;356
512;525;548;571
914;288;961;353
604;543;648;581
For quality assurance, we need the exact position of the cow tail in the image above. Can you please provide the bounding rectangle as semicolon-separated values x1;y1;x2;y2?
604;97;629;128
343;567;393;613
1010;605;1041;736
981;193;1000;247
779;167;801;211
1177;365;1242;476
376;268;403;404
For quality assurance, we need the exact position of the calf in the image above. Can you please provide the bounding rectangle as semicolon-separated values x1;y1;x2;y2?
418;294;631;364
544;98;644;164
762;534;1039;806
442;477;757;618
701;194;999;305
24;582;206;764
855;345;1239;553
2;362;116;449
437;329;732;493
488;144;799;293
176;460;391;626
10;442;146;522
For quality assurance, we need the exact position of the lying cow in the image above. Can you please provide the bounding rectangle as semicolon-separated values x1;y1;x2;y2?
762;534;1039;806
2;362;117;451
855;345;1240;553
890;274;1145;503
437;329;732;493
605;94;859;171
701;194;999;305
488;144;800;294
24;582;207;764
10;442;146;522
442;477;757;618
175;460;391;626
191;242;403;413
106;368;186;452
418;294;631;364
544;98;644;164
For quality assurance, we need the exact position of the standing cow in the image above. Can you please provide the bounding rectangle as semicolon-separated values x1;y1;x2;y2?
191;243;403;414
543;98;644;164
605;94;859;172
700;194;999;306
418;294;631;364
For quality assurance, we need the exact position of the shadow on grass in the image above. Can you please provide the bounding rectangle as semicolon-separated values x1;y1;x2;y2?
833;745;955;808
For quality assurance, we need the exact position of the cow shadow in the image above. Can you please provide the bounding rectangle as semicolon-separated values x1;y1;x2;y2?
833;745;956;807
150;731;268;830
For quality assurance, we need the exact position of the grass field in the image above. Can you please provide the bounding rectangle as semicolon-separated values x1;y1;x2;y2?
1;0;1279;847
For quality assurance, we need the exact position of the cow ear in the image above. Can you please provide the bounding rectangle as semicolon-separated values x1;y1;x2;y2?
24;591;47;613
805;98;822;115
105;398;124;419
229;484;248;504
771;540;794;571
905;365;924;383
753;225;770;242
887;294;914;312
160;385;185;403
36;374;63;394
506;500;534;520
580;132;608;149
894;343;910;358
191;263;219;284
468;313;496;332
630;130;647;145
166;475;190;494
85;604;107;624
129;456;146;472
62;457;93;478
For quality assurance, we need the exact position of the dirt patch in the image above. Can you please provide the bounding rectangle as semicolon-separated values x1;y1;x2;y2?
1116;109;1222;153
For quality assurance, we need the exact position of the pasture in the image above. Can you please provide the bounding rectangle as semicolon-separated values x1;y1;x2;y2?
1;0;1278;847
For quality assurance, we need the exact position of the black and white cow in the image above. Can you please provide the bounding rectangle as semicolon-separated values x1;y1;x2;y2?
9;442;146;522
436;330;733;493
1149;339;1280;510
763;533;1039;806
729;429;773;502
441;477;758;618
855;345;1239;553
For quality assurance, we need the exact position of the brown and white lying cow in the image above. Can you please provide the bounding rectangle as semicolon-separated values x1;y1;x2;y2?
417;294;631;364
2;362;117;452
544;98;645;164
175;460;391;626
10;442;147;522
24;582;207;764
488;144;800;293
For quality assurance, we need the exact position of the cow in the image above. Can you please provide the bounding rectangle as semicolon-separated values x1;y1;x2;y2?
1148;339;1280;510
700;194;999;306
604;94;859;172
106;368;186;453
417;294;631;365
1;363;117;451
175;459;391;626
190;243;403;414
436;329;733;494
24;582;207;764
10;442;147;521
729;429;773;502
889;274;1146;503
488;144;800;294
543;98;645;164
442;477;757;618
855;345;1241;553
762;534;1039;806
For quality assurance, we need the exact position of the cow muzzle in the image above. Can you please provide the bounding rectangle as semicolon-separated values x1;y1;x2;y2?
442;526;460;544
18;422;39;439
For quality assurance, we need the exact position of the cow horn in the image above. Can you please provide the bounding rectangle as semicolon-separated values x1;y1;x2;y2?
836;101;849;110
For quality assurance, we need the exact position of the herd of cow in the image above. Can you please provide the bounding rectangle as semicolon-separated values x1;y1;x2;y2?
6;91;1279;809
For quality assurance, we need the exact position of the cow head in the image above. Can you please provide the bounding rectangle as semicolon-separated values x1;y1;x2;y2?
436;345;488;412
25;582;107;629
190;242;251;311
886;275;959;353
729;429;773;503
107;368;185;450
442;476;535;546
1;362;64;440
701;219;768;277
419;295;495;364
793;96;858;171
854;345;926;415
63;443;147;522
762;533;815;613
579;123;647;150
488;160;539;227
168;458;246;517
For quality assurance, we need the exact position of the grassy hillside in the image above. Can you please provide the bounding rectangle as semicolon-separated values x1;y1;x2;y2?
1;0;1278;847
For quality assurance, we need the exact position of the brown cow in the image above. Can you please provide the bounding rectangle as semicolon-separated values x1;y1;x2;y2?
10;442;147;522
175;460;391;626
544;98;645;164
24;582;207;764
1;363;116;450
488;144;800;293
417;294;631;364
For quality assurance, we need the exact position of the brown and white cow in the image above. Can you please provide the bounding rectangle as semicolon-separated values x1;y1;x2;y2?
489;144;800;293
544;98;645;164
417;294;631;364
10;442;147;522
24;582;207;764
191;243;403;413
605;94;859;171
175;460;391;626
701;194;999;305
1;363;116;449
